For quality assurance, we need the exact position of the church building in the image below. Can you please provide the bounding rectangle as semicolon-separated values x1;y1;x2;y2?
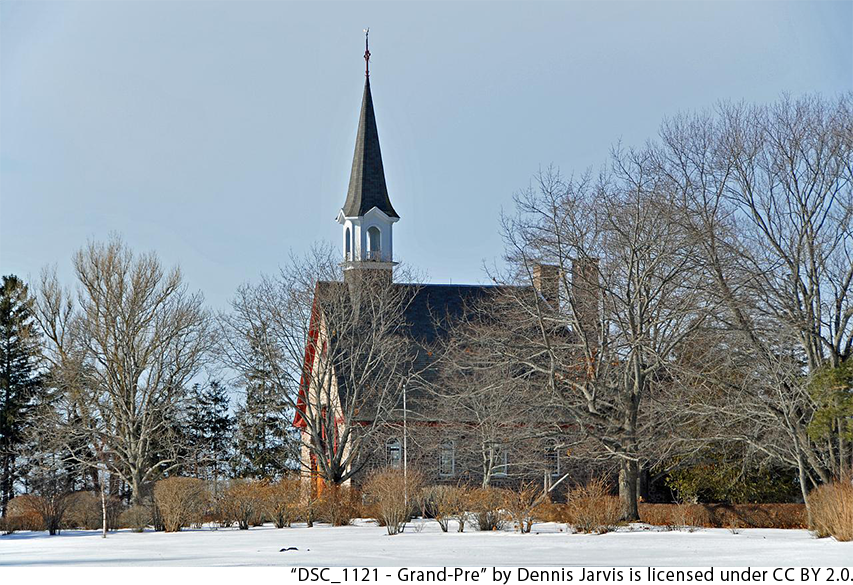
293;38;565;492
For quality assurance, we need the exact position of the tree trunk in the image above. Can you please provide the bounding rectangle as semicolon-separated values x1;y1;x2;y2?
1;450;11;518
796;447;813;528
618;458;640;522
130;468;145;507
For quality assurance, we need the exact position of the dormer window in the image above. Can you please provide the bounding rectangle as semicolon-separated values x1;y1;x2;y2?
367;226;381;260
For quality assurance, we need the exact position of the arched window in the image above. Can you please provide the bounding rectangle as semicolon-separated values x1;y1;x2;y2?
367;226;381;260
439;440;455;477
345;227;351;260
386;438;402;468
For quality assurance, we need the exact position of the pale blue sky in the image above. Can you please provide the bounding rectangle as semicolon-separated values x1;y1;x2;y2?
2;1;851;308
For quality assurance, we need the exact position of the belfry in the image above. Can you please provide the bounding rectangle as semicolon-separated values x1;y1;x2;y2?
337;30;399;283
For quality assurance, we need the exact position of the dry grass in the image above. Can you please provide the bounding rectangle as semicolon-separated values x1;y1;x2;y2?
809;479;853;541
153;477;209;532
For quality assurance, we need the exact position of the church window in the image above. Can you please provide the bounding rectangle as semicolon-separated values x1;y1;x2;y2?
439;441;455;477
345;227;351;260
367;226;381;260
546;443;561;477
491;445;508;478
386;438;402;468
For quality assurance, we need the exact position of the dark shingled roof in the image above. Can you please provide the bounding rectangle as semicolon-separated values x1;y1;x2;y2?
314;282;514;419
342;79;399;219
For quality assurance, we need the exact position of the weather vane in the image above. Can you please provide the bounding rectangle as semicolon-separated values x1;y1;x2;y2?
363;28;370;78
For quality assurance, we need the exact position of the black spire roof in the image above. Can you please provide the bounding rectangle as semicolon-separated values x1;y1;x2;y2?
342;79;399;219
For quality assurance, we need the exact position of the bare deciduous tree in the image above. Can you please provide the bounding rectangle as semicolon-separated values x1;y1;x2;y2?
34;237;212;506
653;93;853;517
488;164;708;520
220;244;419;485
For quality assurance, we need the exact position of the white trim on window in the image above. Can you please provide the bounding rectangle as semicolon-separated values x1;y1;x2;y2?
547;443;561;477
386;438;402;469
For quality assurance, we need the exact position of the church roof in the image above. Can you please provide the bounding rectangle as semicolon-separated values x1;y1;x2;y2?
309;282;516;419
341;79;399;219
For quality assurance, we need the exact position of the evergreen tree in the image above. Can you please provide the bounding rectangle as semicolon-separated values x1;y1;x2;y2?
232;371;297;479
185;380;233;483
0;275;42;516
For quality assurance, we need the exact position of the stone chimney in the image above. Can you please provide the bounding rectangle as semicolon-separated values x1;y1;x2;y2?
532;264;560;308
571;257;600;348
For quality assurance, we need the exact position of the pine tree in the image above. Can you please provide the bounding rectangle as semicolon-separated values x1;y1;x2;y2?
232;371;297;479
185;380;233;483
0;275;42;516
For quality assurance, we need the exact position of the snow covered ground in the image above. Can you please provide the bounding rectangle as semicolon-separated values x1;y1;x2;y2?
0;519;849;567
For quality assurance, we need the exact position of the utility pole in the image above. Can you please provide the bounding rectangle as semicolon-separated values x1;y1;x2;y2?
403;379;408;508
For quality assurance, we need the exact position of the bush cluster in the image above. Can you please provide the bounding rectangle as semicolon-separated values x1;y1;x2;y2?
639;502;807;529
3;473;827;537
119;505;152;532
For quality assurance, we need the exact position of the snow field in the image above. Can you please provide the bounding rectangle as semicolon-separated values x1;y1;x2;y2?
0;519;849;567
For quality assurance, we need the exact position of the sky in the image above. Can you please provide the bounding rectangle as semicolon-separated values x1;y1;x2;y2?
1;1;851;310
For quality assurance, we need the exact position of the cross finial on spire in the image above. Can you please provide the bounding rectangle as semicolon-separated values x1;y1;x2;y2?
363;28;370;78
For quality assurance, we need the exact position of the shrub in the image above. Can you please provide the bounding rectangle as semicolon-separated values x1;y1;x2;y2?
468;487;507;531
203;484;233;528
809;479;853;541
264;479;302;528
363;469;424;535
422;485;468;532
151;499;166;532
16;493;72;535
449;487;472;532
664;457;799;504
153;477;209;532
503;483;546;534
565;478;621;534
315;484;358;527
2;496;46;533
119;504;152;532
223;479;267;530
64;491;122;531
638;503;805;529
